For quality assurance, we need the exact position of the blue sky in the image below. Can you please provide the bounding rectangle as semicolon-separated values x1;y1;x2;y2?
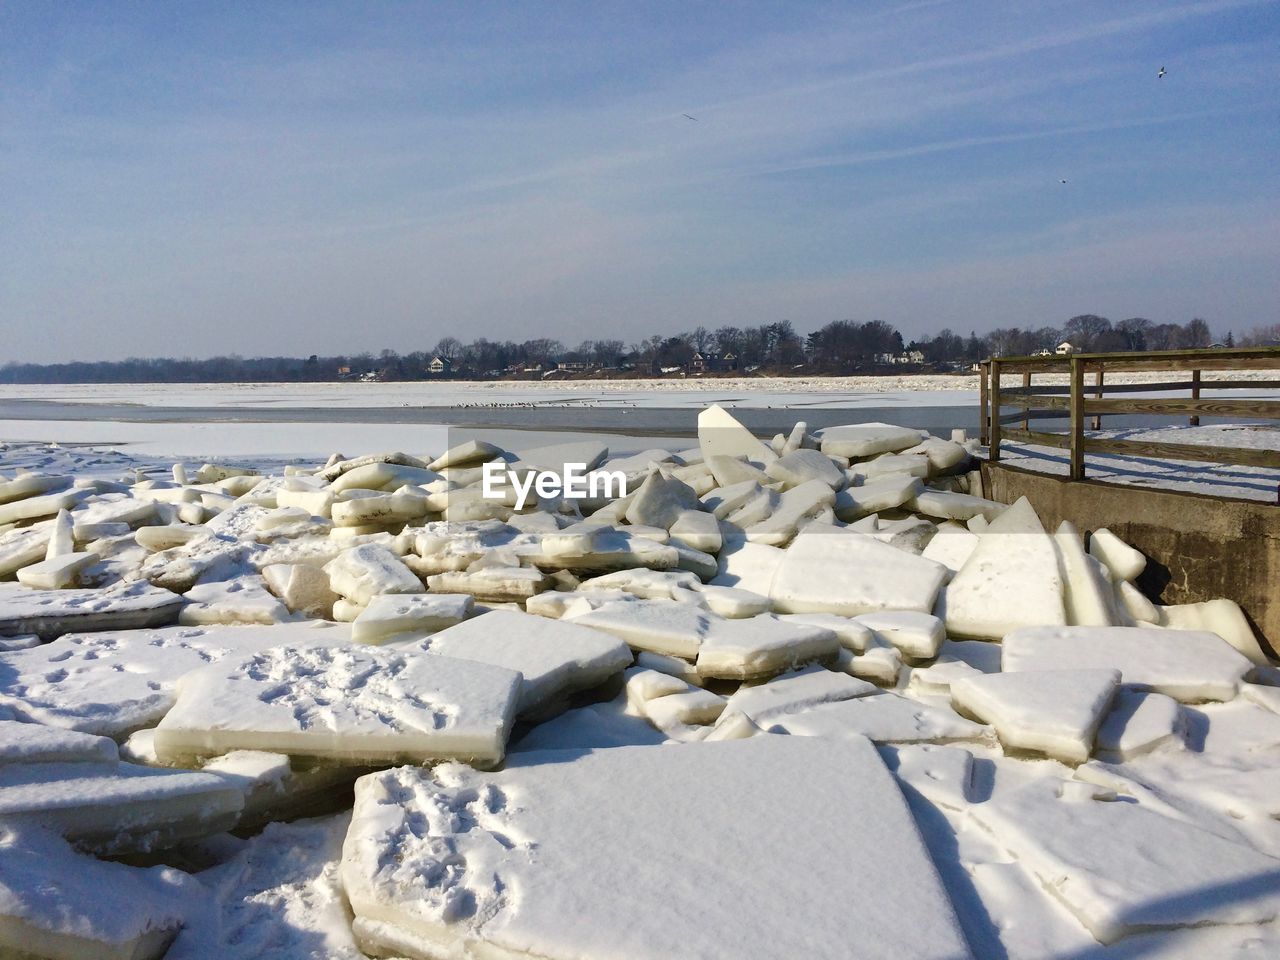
2;0;1278;362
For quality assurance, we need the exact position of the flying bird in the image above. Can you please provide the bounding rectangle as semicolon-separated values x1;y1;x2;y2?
683;113;698;121
1157;66;1166;78
1059;178;1068;184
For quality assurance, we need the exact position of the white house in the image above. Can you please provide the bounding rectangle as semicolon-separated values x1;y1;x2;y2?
1055;341;1075;355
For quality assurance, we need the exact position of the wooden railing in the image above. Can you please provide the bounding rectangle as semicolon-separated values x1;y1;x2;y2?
979;346;1280;485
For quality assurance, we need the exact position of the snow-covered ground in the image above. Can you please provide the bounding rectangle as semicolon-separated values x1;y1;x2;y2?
0;369;1274;410
998;423;1280;502
1;404;1278;959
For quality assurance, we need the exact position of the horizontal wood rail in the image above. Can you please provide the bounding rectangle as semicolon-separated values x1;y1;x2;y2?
978;347;1280;497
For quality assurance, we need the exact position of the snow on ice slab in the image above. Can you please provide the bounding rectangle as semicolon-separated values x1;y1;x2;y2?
772;692;989;744
969;778;1280;945
0;721;118;767
0;761;243;854
944;496;1065;639
950;669;1120;764
408;610;632;716
0;824;200;960
769;528;946;618
341;736;971;960
1003;625;1252;702
350;592;474;644
0;621;350;737
154;643;520;766
0;581;183;641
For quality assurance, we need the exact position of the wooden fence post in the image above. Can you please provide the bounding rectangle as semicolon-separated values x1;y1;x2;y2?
990;359;1002;461
1022;370;1031;431
1092;366;1104;430
1070;356;1085;481
979;361;989;445
1190;369;1201;426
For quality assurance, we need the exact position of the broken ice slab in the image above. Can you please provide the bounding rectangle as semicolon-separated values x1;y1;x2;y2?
943;497;1066;640
1002;625;1253;702
1157;598;1271;666
340;736;971;960
769;528;947;618
818;422;924;459
0;760;244;854
1088;527;1146;582
770;692;990;745
15;551;96;590
906;489;1005;522
833;474;924;521
710;537;784;596
697;404;778;465
1094;689;1183;760
426;566;547;602
153;643;520;766
178;575;292;626
853;611;945;660
323;543;423;605
351;592;474;644
572;601;839;680
0;823;201;960
1053;521;1119;628
0;621;351;737
405;609;632;717
951;669;1120;764
716;665;876;728
0;581;183;641
0;721;119;767
969;777;1280;944
0;526;53;578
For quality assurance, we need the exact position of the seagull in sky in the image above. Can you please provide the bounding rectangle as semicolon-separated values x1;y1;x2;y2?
1059;178;1068;184
683;113;698;121
1158;66;1166;78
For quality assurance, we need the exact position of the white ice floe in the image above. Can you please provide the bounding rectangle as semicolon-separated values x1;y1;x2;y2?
0;581;183;641
944;497;1065;639
1088;527;1147;582
0;721;118;767
769;528;947;618
716;665;876;727
951;668;1120;763
154;642;521;765
341;736;971;960
819;422;924;459
0;823;202;960
405;609;631;716
1002;625;1252;702
770;692;989;744
969;777;1280;944
0;761;244;854
1094;688;1184;760
323;544;423;605
178;576;291;626
0;621;350;737
853;611;946;660
573;600;838;679
697;404;777;465
350;592;474;644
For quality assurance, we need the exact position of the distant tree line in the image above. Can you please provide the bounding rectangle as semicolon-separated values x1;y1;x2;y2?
0;316;1269;384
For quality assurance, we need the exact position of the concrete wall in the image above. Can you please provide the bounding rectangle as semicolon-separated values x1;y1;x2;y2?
981;462;1280;658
